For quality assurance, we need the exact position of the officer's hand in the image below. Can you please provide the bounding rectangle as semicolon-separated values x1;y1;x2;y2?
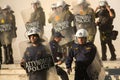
57;61;62;65
67;68;72;75
20;59;25;69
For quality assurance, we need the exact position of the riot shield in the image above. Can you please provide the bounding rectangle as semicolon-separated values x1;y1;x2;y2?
87;50;106;80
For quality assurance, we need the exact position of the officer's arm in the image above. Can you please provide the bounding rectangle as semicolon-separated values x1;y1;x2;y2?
65;48;74;69
20;48;29;69
106;5;115;18
110;9;116;19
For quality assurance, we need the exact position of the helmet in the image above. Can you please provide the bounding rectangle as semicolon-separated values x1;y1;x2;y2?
31;0;41;8
2;4;11;10
31;0;40;4
75;29;88;37
77;0;86;5
51;3;57;8
27;27;39;36
56;0;66;7
99;0;107;6
99;1;106;6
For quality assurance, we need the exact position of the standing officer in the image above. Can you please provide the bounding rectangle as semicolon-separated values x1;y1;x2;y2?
28;0;45;37
95;0;116;61
48;0;75;56
0;5;14;64
49;32;69;80
20;27;58;80
66;29;96;80
73;0;96;43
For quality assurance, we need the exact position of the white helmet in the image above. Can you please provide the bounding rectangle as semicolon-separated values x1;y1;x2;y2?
99;0;107;6
31;0;40;4
51;3;57;8
31;0;41;8
77;0;86;5
75;29;88;37
2;4;11;10
27;27;39;36
56;0;66;7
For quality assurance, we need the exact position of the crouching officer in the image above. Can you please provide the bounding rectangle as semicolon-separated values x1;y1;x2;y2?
66;29;96;80
49;32;69;80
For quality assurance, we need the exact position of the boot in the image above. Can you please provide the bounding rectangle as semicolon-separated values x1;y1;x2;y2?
3;46;8;64
0;47;2;64
7;45;14;64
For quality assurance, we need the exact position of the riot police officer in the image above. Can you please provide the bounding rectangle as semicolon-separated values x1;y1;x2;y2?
49;32;69;80
0;5;14;64
20;27;55;80
48;0;75;56
66;29;96;80
73;0;96;43
95;0;116;61
28;0;45;37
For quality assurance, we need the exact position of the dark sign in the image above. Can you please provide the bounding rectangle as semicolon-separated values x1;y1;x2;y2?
25;55;54;73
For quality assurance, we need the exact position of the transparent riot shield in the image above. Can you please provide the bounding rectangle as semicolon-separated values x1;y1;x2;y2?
87;50;106;80
20;8;59;80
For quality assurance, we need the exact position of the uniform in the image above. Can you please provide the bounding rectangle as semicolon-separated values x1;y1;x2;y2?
66;42;96;80
49;33;69;80
0;8;14;64
95;5;116;60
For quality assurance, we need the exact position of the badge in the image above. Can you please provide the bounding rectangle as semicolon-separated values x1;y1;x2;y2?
55;15;60;21
86;47;91;51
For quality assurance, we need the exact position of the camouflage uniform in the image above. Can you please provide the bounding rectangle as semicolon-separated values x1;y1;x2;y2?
73;6;96;43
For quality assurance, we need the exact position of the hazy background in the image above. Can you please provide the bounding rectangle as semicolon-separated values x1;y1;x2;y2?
0;0;120;63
